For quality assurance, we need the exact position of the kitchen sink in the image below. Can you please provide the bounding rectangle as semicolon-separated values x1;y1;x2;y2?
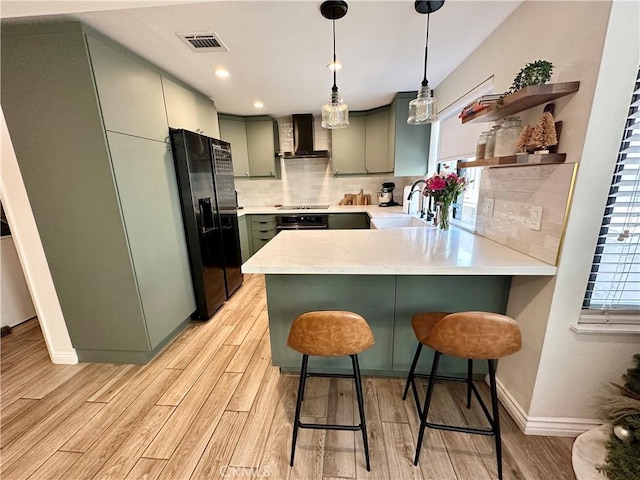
370;216;433;229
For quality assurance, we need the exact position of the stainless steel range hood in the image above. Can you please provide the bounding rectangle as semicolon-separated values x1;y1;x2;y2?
281;114;330;159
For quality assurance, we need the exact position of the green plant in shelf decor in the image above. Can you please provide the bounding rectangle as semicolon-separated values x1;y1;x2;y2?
504;60;554;97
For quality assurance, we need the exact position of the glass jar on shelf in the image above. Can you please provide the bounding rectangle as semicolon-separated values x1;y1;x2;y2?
475;131;489;160
484;124;501;159
494;116;522;157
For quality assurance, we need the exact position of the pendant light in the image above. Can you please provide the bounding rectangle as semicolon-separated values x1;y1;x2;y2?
408;1;445;125
321;0;349;129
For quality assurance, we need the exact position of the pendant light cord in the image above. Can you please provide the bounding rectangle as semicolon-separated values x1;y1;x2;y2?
422;12;430;87
332;17;338;93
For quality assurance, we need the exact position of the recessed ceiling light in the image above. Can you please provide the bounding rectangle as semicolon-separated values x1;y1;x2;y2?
254;101;264;109
327;61;342;71
214;69;229;78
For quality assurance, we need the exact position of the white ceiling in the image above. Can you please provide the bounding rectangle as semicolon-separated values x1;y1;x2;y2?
1;0;522;117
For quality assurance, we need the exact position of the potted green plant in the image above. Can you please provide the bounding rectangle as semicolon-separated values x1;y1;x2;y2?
505;60;554;96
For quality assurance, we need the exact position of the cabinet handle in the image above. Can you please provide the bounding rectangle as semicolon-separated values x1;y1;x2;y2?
365;168;369;174
335;170;339;174
245;172;250;176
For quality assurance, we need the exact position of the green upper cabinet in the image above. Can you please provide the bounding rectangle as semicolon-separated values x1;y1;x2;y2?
219;115;279;178
331;115;366;174
219;115;250;177
195;93;220;138
331;108;392;175
246;117;279;177
390;92;431;177
162;76;219;138
86;35;168;142
2;22;197;363
365;108;392;173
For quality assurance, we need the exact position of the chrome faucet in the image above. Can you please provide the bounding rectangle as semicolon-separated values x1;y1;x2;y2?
407;180;427;218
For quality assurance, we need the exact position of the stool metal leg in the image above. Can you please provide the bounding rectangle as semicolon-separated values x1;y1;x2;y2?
414;351;442;466
351;354;371;471
488;359;503;480
466;359;473;408
402;343;422;401
290;354;309;467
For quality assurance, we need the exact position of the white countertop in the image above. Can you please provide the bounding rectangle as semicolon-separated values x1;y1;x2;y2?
241;224;557;276
237;204;407;218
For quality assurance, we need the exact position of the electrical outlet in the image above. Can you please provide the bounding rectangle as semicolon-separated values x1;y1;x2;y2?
482;198;495;218
528;205;543;230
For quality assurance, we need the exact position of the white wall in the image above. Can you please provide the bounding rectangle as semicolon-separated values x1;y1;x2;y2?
529;0;640;425
434;0;640;433
1;236;36;328
0;108;77;364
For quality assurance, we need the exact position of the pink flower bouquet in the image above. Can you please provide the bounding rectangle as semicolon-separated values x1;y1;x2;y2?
423;171;470;229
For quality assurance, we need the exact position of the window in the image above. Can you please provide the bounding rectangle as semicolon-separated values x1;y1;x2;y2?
581;67;640;324
437;159;481;230
435;77;493;231
454;161;481;229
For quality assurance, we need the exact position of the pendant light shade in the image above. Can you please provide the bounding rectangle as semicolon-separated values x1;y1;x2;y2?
322;89;349;129
407;84;438;125
408;1;445;125
320;0;349;129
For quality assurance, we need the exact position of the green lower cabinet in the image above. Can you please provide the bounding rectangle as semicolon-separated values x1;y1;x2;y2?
249;214;278;256
392;275;511;376
107;133;195;350
238;215;251;264
265;274;395;373
328;213;370;230
265;274;511;377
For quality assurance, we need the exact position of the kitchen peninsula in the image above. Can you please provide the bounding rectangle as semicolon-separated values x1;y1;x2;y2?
241;207;556;376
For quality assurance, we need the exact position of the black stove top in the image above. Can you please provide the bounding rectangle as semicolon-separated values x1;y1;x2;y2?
277;205;330;210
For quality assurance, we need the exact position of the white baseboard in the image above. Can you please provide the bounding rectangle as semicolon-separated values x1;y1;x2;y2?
493;377;604;437
493;376;529;432
524;416;604;437
49;349;78;364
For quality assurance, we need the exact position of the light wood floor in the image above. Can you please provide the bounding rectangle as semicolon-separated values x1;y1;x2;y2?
1;274;576;480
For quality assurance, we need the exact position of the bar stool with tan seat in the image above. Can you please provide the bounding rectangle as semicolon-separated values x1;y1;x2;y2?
287;310;375;471
402;311;522;480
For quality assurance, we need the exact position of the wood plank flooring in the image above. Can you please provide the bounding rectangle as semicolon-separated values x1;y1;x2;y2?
0;274;576;480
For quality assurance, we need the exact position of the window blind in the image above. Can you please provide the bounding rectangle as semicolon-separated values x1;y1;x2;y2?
437;78;493;163
582;67;640;323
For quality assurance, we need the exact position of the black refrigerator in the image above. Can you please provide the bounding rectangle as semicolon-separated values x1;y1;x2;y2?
170;128;243;320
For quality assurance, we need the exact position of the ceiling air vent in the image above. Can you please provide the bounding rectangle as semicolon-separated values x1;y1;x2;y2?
177;33;229;52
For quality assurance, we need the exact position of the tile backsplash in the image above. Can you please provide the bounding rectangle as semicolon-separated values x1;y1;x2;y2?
235;157;419;207
475;163;577;265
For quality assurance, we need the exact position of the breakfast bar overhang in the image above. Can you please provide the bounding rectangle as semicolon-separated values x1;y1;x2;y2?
242;226;556;376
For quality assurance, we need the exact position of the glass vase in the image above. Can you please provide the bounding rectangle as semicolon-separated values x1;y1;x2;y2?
435;201;451;231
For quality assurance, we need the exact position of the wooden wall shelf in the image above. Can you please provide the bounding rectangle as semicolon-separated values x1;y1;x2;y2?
460;82;580;124
457;153;567;169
